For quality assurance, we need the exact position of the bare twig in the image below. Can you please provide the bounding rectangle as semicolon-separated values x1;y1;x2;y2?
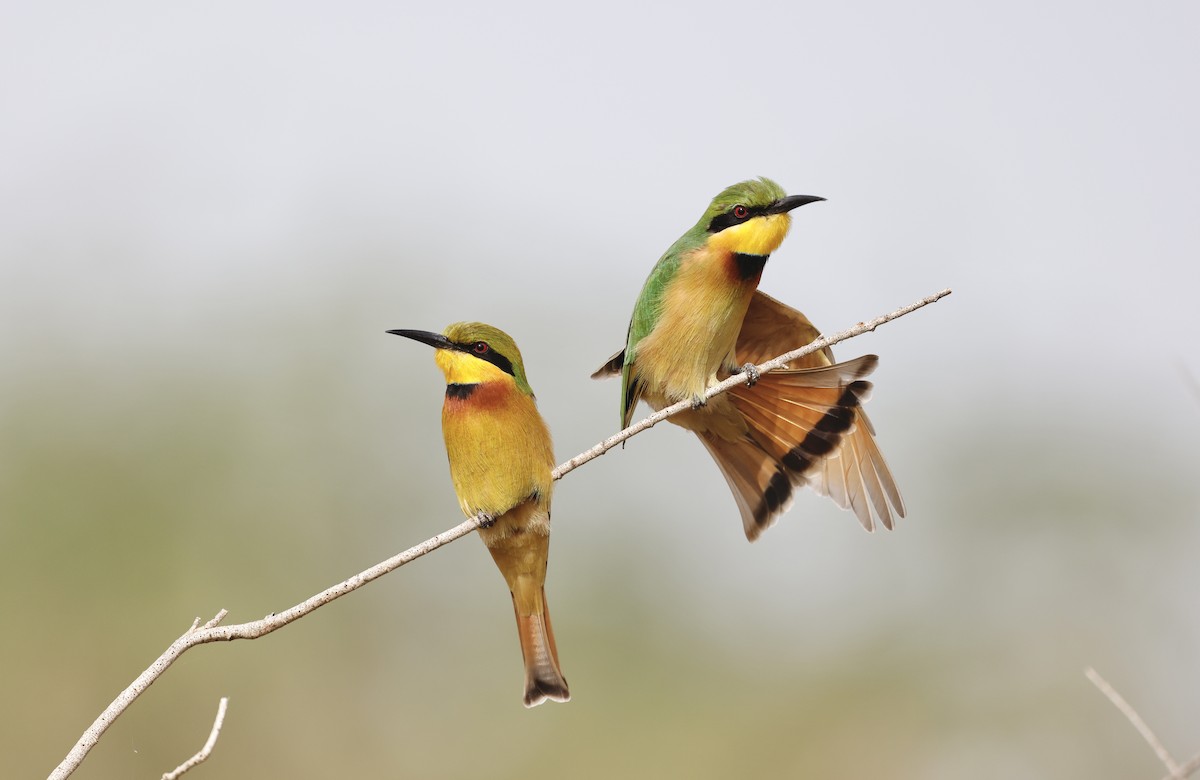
48;287;950;780
161;698;229;780
47;517;483;780
1085;666;1196;779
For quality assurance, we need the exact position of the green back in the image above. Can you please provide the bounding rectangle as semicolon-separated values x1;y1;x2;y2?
618;177;786;426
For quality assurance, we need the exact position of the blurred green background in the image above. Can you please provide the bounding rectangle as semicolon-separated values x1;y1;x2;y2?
3;2;1198;778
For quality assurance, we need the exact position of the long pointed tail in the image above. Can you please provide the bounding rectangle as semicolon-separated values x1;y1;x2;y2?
484;506;569;707
699;356;904;540
513;588;570;707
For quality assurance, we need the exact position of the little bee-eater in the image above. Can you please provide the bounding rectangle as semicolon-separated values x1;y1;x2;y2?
390;322;569;707
594;177;904;540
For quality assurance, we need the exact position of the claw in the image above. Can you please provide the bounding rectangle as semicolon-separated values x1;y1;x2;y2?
690;394;707;409
477;513;496;528
737;363;760;387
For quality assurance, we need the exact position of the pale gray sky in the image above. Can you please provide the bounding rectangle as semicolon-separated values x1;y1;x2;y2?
3;1;1197;383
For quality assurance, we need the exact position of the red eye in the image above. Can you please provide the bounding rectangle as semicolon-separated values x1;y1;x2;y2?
472;341;489;354
733;205;749;219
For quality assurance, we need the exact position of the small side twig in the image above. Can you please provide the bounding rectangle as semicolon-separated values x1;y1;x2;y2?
161;698;228;780
1085;666;1198;779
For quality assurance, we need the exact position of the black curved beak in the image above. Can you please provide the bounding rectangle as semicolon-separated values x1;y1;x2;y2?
766;194;825;215
387;329;454;350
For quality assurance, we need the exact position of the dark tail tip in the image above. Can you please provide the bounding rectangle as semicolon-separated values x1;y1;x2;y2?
591;348;625;379
523;675;571;708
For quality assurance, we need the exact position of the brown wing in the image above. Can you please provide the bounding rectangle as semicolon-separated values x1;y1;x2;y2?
735;290;833;368
722;290;905;533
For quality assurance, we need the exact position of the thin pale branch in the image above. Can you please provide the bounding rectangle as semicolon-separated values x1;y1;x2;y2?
47;516;482;780
161;697;229;780
553;287;952;479
48;287;950;780
1085;666;1193;779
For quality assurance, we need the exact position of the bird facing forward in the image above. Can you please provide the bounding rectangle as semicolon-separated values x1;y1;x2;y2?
390;322;569;707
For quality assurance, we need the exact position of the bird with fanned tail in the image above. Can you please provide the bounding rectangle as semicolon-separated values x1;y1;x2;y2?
593;177;904;540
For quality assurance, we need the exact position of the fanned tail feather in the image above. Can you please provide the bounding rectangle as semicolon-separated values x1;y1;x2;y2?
697;433;794;540
699;355;904;540
805;409;906;531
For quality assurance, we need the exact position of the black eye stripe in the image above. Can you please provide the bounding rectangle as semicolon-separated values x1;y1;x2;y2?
707;204;769;234
457;341;515;377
